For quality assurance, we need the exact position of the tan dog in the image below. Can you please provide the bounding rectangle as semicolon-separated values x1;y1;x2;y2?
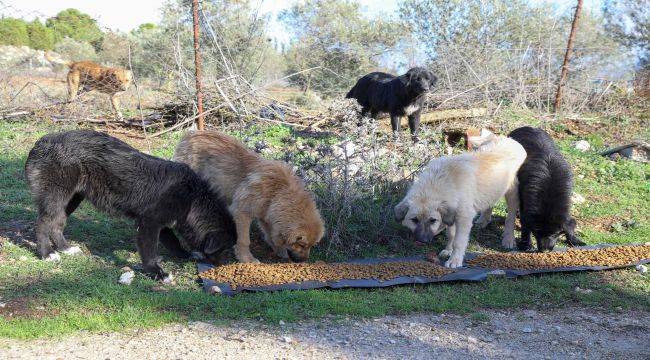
395;136;526;268
174;131;324;263
45;52;133;119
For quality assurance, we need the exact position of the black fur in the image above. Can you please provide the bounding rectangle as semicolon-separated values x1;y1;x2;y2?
346;67;437;141
25;130;236;280
508;126;585;252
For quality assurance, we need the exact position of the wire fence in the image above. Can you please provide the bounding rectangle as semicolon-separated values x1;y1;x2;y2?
0;0;647;137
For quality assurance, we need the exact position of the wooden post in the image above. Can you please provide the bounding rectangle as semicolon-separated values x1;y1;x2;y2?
553;0;583;112
191;0;205;130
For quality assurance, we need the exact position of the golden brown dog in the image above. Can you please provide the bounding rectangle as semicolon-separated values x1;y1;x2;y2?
45;51;133;119
174;131;325;263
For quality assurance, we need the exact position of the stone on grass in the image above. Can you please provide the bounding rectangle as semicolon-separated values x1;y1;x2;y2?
571;192;586;204
635;264;647;274
119;271;135;285
45;252;61;262
573;140;590;152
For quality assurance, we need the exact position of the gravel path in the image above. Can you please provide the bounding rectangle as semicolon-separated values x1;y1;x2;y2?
1;307;648;359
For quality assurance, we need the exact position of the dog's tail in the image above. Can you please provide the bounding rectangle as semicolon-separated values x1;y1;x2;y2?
44;51;73;67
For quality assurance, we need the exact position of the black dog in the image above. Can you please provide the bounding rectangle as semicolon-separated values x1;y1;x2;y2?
25;130;236;281
346;67;437;142
509;126;585;252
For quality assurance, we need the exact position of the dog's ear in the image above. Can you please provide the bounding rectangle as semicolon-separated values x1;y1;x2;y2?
405;69;414;86
439;203;456;226
563;217;585;246
429;74;438;87
394;201;409;223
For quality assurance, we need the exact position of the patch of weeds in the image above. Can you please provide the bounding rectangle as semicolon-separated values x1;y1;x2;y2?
470;312;490;323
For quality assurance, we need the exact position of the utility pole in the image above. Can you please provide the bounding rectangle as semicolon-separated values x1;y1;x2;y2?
191;0;205;130
554;0;583;112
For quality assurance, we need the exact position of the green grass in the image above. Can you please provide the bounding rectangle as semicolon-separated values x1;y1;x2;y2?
0;118;648;339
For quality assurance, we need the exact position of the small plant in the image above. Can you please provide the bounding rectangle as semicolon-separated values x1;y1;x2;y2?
470;312;491;323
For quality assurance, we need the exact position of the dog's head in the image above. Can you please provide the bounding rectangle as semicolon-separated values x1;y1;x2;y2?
120;70;134;91
267;193;325;263
533;216;584;252
405;67;438;95
394;198;454;244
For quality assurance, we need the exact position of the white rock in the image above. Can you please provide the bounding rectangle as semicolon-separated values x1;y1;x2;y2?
574;286;593;294
62;246;82;255
19;256;28;261
0;303;5;308
281;336;293;343
573;140;590;152
635;264;647;274
571;192;586;204
522;327;533;333
467;336;478;344
162;274;174;284
279;320;286;326
208;286;223;295
119;271;135;285
333;141;355;158
45;253;61;262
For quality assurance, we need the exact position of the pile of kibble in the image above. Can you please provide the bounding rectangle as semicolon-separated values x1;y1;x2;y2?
200;261;455;289
467;244;650;270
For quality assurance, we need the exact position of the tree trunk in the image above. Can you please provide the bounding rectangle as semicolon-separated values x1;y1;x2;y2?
553;0;583;112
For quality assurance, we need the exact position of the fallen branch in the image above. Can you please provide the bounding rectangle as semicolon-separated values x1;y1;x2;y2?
387;108;488;128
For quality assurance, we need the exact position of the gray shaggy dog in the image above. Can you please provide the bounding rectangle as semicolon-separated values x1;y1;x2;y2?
509;126;585;252
346;67;437;142
25;130;236;281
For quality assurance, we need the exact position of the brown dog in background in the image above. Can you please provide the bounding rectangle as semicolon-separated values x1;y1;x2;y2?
174;131;325;263
45;52;133;119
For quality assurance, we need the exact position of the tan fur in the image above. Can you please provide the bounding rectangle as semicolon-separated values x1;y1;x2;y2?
173;131;324;263
45;51;132;119
394;136;526;268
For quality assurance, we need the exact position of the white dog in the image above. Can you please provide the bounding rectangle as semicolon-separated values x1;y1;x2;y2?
394;136;526;268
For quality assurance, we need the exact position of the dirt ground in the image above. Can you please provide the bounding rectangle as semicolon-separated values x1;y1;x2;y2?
1;306;647;359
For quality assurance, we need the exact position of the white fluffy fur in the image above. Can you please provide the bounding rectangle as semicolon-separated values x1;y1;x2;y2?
396;136;526;268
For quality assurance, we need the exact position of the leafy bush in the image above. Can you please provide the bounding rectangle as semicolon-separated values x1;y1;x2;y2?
54;37;97;61
46;8;104;49
0;18;29;46
27;20;55;50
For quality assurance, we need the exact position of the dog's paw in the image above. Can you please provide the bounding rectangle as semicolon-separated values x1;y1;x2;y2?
236;252;261;264
444;255;464;268
45;252;61;262
439;249;452;259
234;246;260;263
62;246;82;255
190;251;206;261
501;234;516;249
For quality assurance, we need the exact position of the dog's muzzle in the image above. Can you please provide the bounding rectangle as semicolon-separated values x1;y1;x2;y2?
287;250;307;263
414;223;435;244
537;234;560;252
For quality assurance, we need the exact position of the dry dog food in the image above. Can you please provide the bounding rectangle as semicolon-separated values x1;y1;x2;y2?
467;245;650;270
200;261;455;289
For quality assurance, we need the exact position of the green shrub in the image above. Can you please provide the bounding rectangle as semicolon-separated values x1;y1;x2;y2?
0;17;29;46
